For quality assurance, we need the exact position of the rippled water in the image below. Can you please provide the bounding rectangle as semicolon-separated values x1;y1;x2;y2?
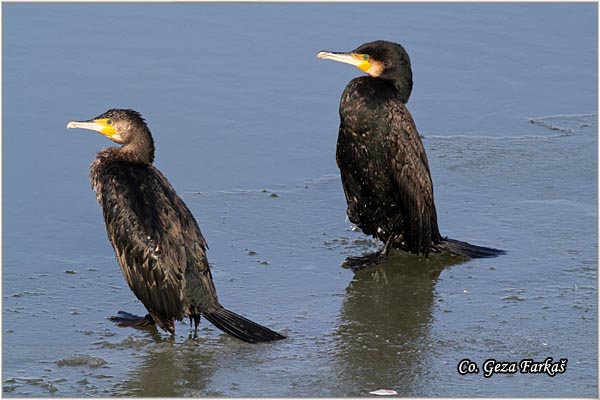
3;3;597;397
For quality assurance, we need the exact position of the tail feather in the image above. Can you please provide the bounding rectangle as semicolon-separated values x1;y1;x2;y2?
203;307;285;343
439;238;505;258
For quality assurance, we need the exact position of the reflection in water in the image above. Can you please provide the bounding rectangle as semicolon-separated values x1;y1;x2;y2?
332;252;465;396
112;331;216;397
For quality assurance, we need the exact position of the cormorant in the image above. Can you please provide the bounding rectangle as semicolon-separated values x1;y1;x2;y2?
317;40;504;269
67;109;285;343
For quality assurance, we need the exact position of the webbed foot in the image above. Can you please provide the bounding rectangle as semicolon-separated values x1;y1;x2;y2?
342;235;396;271
109;311;155;328
342;251;388;271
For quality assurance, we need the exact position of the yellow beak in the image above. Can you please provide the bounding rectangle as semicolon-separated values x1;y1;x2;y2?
67;119;116;138
317;51;372;73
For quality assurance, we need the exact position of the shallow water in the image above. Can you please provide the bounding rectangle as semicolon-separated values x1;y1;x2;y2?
3;3;598;397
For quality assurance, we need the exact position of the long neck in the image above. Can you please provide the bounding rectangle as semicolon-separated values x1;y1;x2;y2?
391;72;412;104
123;132;155;164
114;126;155;165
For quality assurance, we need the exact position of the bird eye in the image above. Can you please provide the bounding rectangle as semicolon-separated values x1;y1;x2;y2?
106;119;113;125
363;54;370;61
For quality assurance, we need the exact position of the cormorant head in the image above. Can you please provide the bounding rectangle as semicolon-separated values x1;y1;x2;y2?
317;40;413;103
67;109;149;145
67;108;155;164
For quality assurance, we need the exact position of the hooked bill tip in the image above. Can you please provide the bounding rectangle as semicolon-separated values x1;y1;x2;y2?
66;121;78;129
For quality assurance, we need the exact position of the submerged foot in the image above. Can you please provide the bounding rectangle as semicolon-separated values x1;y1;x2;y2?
109;311;155;328
343;235;396;272
342;251;388;271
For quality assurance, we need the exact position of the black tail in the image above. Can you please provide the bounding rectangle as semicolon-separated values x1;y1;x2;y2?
203;307;285;343
439;238;505;258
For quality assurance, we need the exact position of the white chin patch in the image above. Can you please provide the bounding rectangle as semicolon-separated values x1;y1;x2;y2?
110;133;123;143
367;60;385;77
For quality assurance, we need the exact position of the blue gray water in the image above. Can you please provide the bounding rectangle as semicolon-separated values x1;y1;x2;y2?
3;2;597;397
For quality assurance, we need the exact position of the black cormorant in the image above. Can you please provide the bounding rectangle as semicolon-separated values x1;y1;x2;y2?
317;40;504;269
67;109;284;343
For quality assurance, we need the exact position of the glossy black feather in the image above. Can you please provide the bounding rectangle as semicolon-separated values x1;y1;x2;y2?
83;109;284;341
204;309;286;343
337;76;441;256
331;41;503;258
91;155;214;333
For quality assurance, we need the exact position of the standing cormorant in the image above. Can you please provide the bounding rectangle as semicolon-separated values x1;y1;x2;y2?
67;109;284;343
317;40;504;269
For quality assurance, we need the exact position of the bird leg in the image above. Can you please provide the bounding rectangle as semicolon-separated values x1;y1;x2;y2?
109;311;155;328
192;314;201;331
188;314;201;331
342;235;396;271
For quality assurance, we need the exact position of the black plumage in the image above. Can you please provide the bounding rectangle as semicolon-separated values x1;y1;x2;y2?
67;109;284;343
318;40;504;269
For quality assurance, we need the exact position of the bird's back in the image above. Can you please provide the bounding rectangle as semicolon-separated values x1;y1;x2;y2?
336;77;442;254
90;152;218;331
